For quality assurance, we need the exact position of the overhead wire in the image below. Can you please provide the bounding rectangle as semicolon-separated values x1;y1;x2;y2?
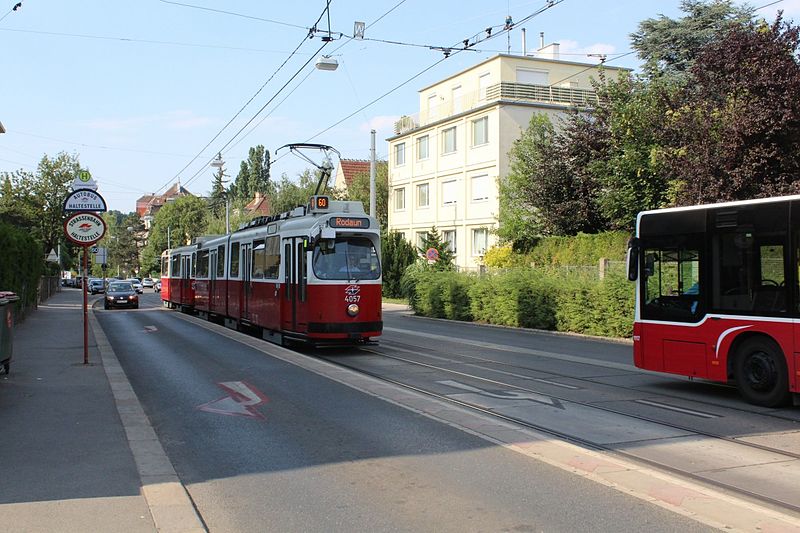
157;0;308;30
306;0;567;142
154;2;335;195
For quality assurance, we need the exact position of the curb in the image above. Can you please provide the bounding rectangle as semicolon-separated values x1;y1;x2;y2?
89;308;207;533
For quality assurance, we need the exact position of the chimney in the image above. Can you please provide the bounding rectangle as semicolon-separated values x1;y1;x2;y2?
540;31;544;49
522;28;527;56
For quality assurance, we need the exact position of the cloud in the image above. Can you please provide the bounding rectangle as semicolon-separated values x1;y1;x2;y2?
359;115;400;134
83;110;213;131
548;40;617;63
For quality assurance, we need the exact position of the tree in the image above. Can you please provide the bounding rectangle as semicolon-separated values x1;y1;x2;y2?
228;145;271;205
500;114;606;241
417;226;455;271
586;75;677;229
631;0;753;79
667;16;800;204
140;195;208;274
381;230;417;297
269;170;319;214
209;162;228;219
331;162;389;228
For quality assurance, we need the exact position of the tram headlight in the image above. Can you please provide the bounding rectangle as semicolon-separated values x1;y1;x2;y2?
346;303;360;317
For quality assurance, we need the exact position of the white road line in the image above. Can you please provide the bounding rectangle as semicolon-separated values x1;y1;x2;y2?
634;399;719;419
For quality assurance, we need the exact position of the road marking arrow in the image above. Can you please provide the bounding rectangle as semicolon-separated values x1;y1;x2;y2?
438;380;563;408
143;325;158;333
197;381;268;419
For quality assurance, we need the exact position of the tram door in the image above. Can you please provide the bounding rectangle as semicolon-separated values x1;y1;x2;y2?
180;254;192;305
241;243;252;321
209;249;217;311
281;237;307;333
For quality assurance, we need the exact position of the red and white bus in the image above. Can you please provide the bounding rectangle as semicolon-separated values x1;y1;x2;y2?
628;195;800;407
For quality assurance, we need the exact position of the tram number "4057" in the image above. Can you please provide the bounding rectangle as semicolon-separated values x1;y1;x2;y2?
344;285;361;304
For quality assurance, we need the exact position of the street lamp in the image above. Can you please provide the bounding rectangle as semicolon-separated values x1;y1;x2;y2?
210;153;230;233
315;55;339;71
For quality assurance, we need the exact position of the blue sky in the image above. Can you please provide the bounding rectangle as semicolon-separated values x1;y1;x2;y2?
1;0;797;213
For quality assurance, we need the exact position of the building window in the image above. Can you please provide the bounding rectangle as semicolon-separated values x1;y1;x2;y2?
472;117;488;147
471;175;489;202
479;72;491;100
394;142;406;166
442;180;457;205
472;228;488;256
417;135;429;160
452;85;463;114
417;182;430;208
416;231;428;250
443;229;456;253
394;187;405;211
516;68;548;85
442;126;457;154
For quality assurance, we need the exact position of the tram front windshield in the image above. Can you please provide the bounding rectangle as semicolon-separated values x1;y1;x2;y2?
312;236;380;280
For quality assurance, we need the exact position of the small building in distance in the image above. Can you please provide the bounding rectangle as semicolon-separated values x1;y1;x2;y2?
136;182;192;230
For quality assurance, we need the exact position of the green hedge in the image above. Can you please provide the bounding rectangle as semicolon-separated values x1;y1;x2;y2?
526;231;629;266
0;221;43;316
407;267;634;338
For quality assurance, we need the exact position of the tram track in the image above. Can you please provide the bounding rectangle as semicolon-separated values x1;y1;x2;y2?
314;341;800;516
378;334;800;424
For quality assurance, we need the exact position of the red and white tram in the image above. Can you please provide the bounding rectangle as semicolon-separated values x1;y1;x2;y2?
160;244;196;311
162;195;382;346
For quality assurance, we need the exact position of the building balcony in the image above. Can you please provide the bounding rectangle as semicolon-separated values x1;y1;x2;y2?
394;82;599;135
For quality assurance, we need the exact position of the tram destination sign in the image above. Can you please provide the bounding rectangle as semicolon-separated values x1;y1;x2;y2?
63;188;107;213
64;212;107;246
329;216;370;229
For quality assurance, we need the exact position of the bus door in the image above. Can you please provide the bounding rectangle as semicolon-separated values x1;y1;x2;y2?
281;237;308;333
241;243;252;321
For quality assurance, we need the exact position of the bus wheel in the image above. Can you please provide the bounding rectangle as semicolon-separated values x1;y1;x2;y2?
734;338;791;407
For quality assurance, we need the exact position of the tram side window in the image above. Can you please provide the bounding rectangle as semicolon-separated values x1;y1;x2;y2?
161;256;169;278
196;250;209;278
229;242;240;278
252;240;265;279
171;254;181;278
711;232;787;314
641;241;703;323
217;245;225;278
264;236;280;279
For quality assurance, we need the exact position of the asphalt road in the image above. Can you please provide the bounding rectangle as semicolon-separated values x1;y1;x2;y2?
95;292;716;532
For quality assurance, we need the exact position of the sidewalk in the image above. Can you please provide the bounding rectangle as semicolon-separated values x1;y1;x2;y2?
0;289;168;532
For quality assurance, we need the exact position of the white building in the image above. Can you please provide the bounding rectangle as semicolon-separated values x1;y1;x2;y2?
387;49;627;270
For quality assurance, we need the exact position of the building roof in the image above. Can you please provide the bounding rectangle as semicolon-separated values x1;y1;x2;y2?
135;183;192;217
335;159;387;189
244;192;271;216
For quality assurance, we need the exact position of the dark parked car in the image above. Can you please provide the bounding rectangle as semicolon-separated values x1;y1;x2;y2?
88;279;105;294
104;281;139;310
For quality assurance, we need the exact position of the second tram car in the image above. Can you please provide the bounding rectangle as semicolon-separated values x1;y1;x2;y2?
160;244;196;312
162;195;382;346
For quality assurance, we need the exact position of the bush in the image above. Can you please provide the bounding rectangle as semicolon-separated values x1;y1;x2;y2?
0;222;43;316
406;266;634;338
527;231;629;266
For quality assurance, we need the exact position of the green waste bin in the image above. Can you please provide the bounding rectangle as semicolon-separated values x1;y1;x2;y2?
0;291;19;375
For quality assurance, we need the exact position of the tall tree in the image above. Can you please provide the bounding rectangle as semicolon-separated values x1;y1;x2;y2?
417;226;455;271
269;170;319;214
209;162;228;219
668;16;800;204
500;114;605;242
381;230;417;297
228;145;271;205
631;0;753;79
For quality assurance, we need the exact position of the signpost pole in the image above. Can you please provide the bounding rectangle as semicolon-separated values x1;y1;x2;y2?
83;245;89;365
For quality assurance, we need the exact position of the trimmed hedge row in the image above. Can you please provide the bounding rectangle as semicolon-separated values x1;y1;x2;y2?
0;221;43;316
404;267;634;338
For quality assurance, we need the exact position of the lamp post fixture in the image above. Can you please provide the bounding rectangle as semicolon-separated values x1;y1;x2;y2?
210;153;230;233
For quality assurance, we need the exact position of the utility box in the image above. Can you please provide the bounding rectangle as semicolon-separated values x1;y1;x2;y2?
0;291;19;374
